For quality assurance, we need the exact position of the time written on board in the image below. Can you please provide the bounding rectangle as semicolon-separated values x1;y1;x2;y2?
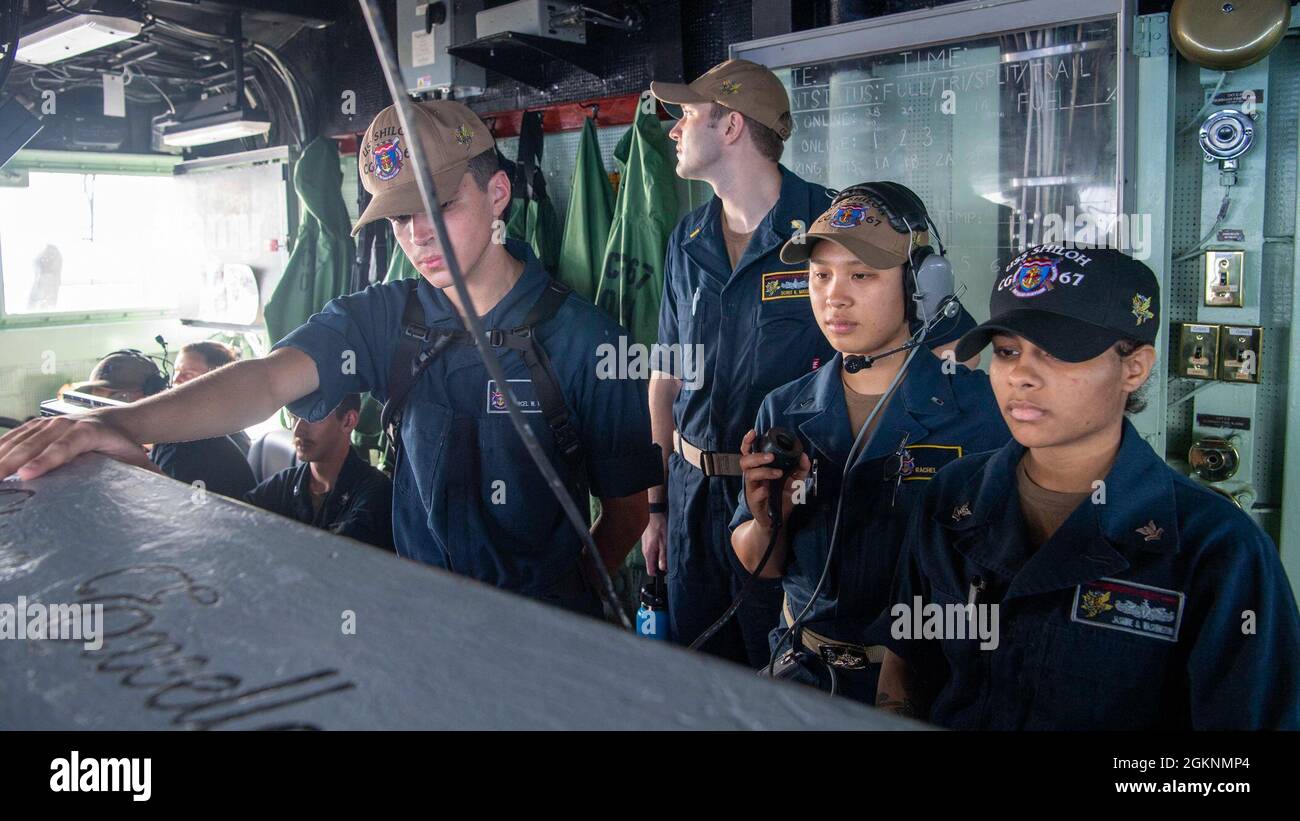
789;53;1103;113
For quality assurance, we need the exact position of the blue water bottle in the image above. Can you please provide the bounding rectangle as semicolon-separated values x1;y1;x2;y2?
636;575;669;640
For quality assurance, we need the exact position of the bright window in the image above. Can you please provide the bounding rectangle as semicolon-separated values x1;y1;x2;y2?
0;171;185;315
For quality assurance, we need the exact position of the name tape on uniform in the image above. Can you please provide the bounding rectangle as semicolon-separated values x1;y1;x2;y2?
899;444;963;481
761;270;810;301
486;379;542;414
1071;577;1185;642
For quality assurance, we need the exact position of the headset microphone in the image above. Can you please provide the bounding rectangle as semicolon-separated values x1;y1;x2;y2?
843;296;963;374
843;353;873;374
154;335;172;386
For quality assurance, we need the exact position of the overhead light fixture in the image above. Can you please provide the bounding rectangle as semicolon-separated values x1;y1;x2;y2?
161;109;271;148
157;14;273;149
16;13;143;65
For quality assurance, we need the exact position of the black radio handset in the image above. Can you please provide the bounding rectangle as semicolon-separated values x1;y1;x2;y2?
687;426;804;652
756;426;803;529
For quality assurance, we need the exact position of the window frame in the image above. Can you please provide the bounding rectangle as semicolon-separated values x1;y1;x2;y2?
0;146;296;329
0;149;182;327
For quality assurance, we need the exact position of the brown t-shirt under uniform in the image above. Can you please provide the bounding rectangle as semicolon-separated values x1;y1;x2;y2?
1016;457;1092;549
843;378;885;442
721;213;754;271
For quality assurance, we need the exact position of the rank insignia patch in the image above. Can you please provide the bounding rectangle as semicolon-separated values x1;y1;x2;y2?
1071;578;1184;642
455;124;474;148
486;379;542;414
1132;293;1154;325
761;270;810;300
1136;520;1164;542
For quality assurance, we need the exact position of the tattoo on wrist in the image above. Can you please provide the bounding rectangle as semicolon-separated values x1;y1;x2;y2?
875;694;918;718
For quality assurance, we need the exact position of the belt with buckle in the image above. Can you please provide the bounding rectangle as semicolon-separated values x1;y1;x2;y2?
673;431;743;477
783;595;884;671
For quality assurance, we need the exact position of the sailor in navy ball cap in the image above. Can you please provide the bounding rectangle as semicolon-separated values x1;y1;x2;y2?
954;244;1160;363
876;245;1300;729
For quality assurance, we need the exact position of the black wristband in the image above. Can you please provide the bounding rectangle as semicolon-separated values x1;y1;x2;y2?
648;502;668;515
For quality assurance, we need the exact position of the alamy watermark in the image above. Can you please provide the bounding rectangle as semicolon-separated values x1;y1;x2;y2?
0;596;103;651
50;751;151;801
891;596;1000;650
596;337;704;390
1025;206;1153;261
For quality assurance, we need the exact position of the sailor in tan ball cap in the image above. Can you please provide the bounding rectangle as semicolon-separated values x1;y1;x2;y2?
351;99;502;295
274;99;663;614
0;99;661;622
642;57;836;666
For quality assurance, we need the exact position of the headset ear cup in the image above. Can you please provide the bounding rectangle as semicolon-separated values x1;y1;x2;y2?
903;253;920;323
910;247;954;326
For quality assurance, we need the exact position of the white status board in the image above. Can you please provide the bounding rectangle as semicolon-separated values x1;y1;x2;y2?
737;2;1128;324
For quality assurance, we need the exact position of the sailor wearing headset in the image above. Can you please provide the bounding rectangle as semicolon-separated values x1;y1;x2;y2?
729;182;1010;701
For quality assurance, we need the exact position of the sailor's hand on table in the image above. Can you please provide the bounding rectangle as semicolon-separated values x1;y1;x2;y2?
0;414;152;481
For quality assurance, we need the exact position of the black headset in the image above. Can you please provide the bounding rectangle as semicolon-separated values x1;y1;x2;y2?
96;349;170;396
827;181;953;325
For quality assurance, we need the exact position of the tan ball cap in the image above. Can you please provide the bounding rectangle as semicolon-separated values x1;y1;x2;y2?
651;58;793;140
352;99;496;236
780;194;927;270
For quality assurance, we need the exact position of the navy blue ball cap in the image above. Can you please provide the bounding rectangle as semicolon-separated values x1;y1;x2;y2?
956;245;1160;363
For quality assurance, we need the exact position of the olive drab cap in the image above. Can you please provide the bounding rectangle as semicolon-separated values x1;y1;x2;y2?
651;58;794;140
955;245;1161;363
779;194;926;270
352;100;496;236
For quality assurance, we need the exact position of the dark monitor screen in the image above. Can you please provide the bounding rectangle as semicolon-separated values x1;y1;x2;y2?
0;96;43;170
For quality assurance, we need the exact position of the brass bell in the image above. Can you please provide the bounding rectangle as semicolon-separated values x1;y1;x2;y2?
1170;0;1291;70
